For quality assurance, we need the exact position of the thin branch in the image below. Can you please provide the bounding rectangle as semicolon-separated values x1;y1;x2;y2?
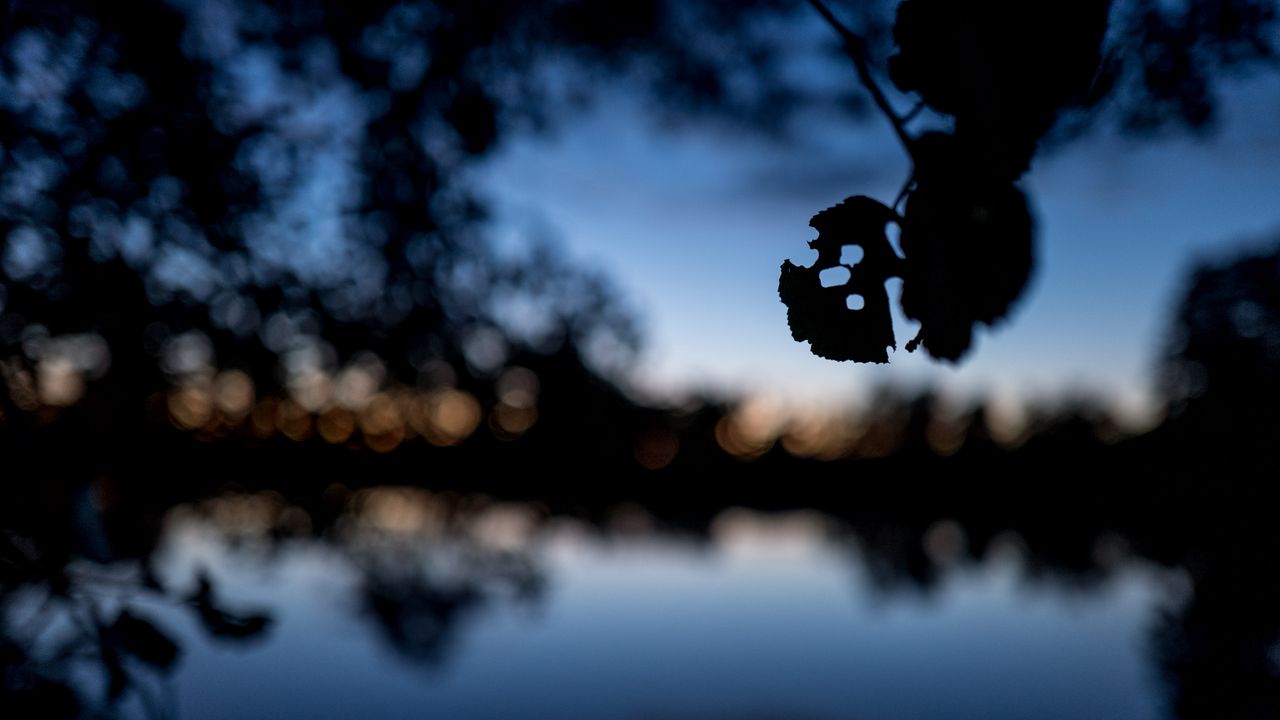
892;177;915;212
807;0;915;155
901;99;926;124
905;327;924;353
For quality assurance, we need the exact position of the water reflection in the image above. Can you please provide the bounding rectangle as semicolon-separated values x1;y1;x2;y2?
5;491;1209;720
0;543;270;719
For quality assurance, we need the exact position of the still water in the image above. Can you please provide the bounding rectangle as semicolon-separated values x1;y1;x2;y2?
67;494;1186;720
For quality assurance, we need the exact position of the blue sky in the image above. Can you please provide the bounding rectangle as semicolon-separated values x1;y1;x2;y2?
479;68;1280;423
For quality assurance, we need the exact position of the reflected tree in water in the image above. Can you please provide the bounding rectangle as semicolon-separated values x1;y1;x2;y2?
0;534;273;719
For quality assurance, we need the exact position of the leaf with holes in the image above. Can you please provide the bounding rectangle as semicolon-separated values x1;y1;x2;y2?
779;196;903;363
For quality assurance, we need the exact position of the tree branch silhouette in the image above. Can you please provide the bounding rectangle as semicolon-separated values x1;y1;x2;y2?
807;0;916;155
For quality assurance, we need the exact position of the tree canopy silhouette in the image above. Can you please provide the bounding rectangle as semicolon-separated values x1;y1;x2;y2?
1160;239;1280;455
0;0;849;430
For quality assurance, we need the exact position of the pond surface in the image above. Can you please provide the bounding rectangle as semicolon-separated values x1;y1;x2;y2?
91;498;1185;720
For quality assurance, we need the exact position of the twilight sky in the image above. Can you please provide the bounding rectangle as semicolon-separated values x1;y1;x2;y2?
480;64;1280;424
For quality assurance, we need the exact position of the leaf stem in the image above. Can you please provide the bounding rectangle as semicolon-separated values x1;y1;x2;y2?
892;178;915;212
806;0;915;155
901;99;926;124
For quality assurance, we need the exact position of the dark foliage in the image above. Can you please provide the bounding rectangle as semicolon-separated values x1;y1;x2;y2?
781;0;1278;363
782;0;1110;363
1160;242;1280;453
0;0;845;444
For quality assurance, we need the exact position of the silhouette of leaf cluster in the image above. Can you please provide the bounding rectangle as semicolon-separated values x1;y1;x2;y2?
781;0;1277;363
782;0;1109;363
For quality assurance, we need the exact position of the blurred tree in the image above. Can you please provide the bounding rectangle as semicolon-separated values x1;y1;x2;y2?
0;0;848;428
1081;0;1279;135
1160;240;1280;452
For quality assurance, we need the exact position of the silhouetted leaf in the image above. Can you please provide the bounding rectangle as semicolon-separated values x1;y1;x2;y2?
779;196;902;363
95;604;177;696
365;580;481;665
104;611;180;670
94;632;130;700
5;683;80;719
445;86;500;155
187;571;273;641
899;134;1033;361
